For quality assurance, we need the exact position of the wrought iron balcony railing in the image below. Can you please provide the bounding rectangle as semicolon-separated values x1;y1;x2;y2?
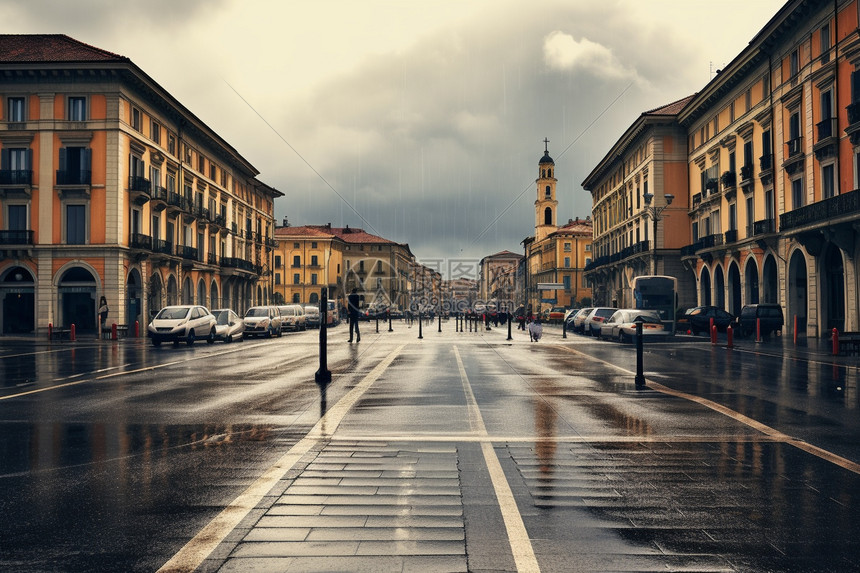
56;170;91;185
0;169;33;185
780;189;860;232
0;229;34;244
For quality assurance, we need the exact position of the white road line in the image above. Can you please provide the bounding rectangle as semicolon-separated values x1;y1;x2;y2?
0;342;269;401
156;344;405;573
454;346;541;573
553;344;860;476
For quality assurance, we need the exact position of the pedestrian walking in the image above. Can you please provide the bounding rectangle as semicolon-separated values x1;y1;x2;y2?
98;296;109;331
528;317;543;342
347;288;361;343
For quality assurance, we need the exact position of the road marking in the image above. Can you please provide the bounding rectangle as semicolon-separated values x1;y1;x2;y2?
0;342;270;401
454;346;541;573
156;344;404;573
553;344;860;476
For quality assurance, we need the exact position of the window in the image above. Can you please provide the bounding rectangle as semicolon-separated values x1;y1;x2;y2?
152;214;160;240
311;241;318;249
198;154;205;173
293;255;300;267
729;203;737;231
822;164;836;199
746;197;754;233
293;293;300;303
7;97;25;122
544;207;552;225
209;163;216;180
564;242;571;252
131;107;141;131
151;120;161;145
293;242;300;249
790;49;799;77
545;185;551;197
585;244;591;251
66;204;86;244
168;133;176;155
275;274;281;285
68;97;86;121
311;255;319;266
7;204;27;230
791;178;803;209
763;73;770;97
563;275;571;291
311;274;318;285
274;255;282;268
359;260;365;272
293;273;300;285
765;188;775;221
821;23;831;61
564;257;571;268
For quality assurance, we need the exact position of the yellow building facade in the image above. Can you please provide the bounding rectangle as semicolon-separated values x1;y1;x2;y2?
0;35;279;335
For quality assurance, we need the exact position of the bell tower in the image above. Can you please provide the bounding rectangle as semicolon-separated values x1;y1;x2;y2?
535;138;558;242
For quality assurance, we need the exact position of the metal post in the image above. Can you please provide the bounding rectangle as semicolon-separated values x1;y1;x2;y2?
507;313;512;341
634;318;646;388
315;287;332;385
832;328;839;356
376;313;379;333
418;312;423;339
438;310;442;333
562;317;567;339
388;309;393;332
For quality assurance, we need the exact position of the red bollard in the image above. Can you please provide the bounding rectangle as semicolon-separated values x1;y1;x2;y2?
756;318;762;343
793;315;798;345
111;323;118;340
832;328;839;356
711;324;717;345
727;325;733;348
135;320;140;338
70;323;76;342
48;322;53;340
709;317;715;336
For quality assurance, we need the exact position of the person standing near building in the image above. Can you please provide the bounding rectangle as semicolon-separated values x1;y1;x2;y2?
347;288;361;343
98;296;109;331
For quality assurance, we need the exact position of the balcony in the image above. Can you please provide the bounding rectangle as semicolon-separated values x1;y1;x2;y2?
222;257;259;274
817;117;836;140
783;138;804;175
753;219;776;235
56;170;91;186
740;164;753;182
0;229;34;245
785;137;803;157
151;185;168;211
848;101;860;126
127;176;151;205
759;153;773;172
720;171;736;190
680;241;703;258
166;192;186;215
815;118;838;160
152;239;173;256
0;169;33;186
129;232;152;250
780;188;860;232
208;252;217;265
700;233;724;249
724;229;738;244
179;245;198;261
691;193;702;209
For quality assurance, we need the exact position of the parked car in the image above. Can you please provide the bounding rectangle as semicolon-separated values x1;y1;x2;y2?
569;308;594;333
584;307;618;336
279;304;307;332
148;305;217;347
548;306;567;324
677;306;737;335
739;303;784;338
303;304;321;328
599;309;665;342
212;309;244;343
244;306;282;338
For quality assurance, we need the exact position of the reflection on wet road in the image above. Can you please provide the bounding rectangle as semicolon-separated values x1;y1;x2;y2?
0;327;858;572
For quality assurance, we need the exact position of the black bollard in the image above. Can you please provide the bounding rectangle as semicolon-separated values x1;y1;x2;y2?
438;311;442;333
388;310;393;332
418;312;424;339
634;318;645;388
563;318;567;339
315;287;332;385
507;313;512;341
376;313;379;333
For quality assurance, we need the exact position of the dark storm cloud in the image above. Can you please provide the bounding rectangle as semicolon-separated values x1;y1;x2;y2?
271;2;700;265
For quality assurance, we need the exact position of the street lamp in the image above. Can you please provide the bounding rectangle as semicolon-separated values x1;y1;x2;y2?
642;192;674;275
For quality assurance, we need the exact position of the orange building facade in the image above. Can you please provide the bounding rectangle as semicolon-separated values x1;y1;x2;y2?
0;35;280;335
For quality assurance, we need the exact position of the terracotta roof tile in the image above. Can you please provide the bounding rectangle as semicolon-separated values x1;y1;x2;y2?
0;34;128;63
644;94;696;117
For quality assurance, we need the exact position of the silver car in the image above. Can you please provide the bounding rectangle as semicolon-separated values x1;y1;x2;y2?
599;309;664;342
212;309;244;343
243;306;282;338
148;305;217;347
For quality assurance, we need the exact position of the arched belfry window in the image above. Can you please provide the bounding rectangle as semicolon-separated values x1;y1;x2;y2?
548;168;552;177
544;207;552;225
542;169;546;177
545;185;551;197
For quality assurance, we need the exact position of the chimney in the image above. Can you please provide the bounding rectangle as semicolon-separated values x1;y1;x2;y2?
282;217;289;227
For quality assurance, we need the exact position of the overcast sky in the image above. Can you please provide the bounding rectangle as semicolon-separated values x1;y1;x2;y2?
3;0;786;272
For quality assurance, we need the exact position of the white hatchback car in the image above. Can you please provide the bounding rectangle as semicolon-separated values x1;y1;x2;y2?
148;305;217;347
244;306;282;338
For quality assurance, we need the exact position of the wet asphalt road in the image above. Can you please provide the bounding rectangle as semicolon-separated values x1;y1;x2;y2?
0;320;858;572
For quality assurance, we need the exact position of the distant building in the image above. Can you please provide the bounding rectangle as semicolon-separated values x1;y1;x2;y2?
522;141;593;313
478;250;523;311
0;35;280;335
273;223;414;312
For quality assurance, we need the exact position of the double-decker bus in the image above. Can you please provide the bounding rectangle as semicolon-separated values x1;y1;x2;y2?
631;275;677;333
